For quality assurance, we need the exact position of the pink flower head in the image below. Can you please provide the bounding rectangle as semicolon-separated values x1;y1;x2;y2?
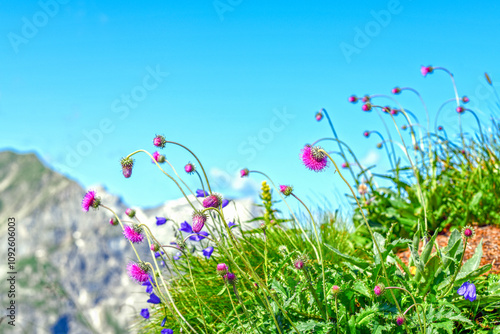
224;272;237;284
342;162;349;169
421;65;433;77
463;225;475;239
382;106;391;113
109;217;118;226
392;87;401;94
362;103;372;112
462;96;470;103
192;211;207;233
396;315;405;326
456;106;465;113
152;151;165;163
348;95;358;103
203;194;222;208
315;112;323;121
123;225;144;243
330;285;340;296
363;131;370;138
150;243;160;252
185;163;195;174
82;190;100;212
391;108;398;115
125;208;136;218
438;126;443;131
216;263;228;276
279;185;293;197
240;168;250;177
300;145;328;172
294;259;304;270
127;262;149;283
362;95;370;103
153;134;166;148
374;284;385;296
120;157;134;178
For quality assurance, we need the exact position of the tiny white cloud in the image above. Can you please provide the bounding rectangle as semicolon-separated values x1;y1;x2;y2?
209;167;260;196
360;149;380;167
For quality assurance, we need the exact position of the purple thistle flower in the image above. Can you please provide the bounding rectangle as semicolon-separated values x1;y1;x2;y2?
179;221;193;233
185;163;195;174
196;189;209;197
240;168;249;177
120;157;134;178
203;194;222;208
217;263;228;275
224;272;237;285
396;315;404;326
81;190;100;212
192;211;207;233
189;231;209;241
127;262;149;283
300;145;328;172
140;308;149;319
123;225;144;243
147;293;161;304
161;329;173;334
153;135;166;148
202;246;214;259
125;208;136;218
279;185;293;197
156;217;167;225
458;281;476;302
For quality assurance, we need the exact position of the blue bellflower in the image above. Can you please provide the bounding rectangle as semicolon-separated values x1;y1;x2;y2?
196;189;209;197
156;217;167;225
161;329;174;334
140;308;150;319
202;246;214;259
147;293;162;304
457;281;476;302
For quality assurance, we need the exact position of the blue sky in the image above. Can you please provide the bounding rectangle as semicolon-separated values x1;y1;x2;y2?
1;0;500;213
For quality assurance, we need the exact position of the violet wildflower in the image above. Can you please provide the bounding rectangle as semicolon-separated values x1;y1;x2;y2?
224;272;237;285
202;246;214;259
127;262;149;283
153;134;166;148
147;293;162;304
240;168;250;177
179;221;193;233
421;65;433;76
458;281;476;302
161;317;167;327
142;277;154;293
196;189;209;197
203;194;222;208
189;231;208;242
156;216;167;225
120;157;134;178
123;225;144;243
161;329;173;334
227;221;236;229
217;263;228;276
154;251;164;258
140;308;150;319
396;315;405;326
300;145;328;172
173;252;182;261
192;211;207;233
222;199;229;208
81;190;100;212
279;185;293;197
185;162;195;174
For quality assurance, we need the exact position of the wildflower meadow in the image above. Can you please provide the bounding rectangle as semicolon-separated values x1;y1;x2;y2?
82;66;500;333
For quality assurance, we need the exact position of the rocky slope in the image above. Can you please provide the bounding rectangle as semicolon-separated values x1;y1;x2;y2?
0;151;259;334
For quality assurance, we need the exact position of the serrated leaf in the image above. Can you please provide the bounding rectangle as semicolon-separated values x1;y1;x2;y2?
352;280;372;299
324;243;369;269
460;239;483;274
431;321;454;334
